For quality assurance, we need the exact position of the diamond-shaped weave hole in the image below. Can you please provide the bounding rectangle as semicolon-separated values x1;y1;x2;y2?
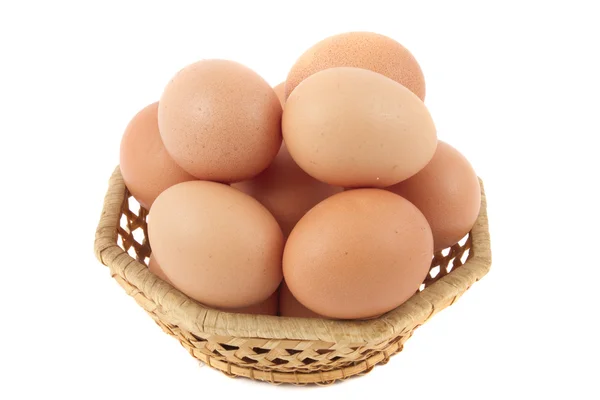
132;227;144;244
271;358;289;365
220;344;239;351
286;349;302;355
330;356;342;362
315;349;333;355
302;358;317;365
252;347;269;354
460;250;470;264
119;214;129;231
190;334;207;342
241;356;258;364
127;247;137;258
212;350;223;357
430;265;440;278
128;197;141;216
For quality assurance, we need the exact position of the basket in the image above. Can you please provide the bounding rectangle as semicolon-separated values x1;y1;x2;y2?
94;166;491;385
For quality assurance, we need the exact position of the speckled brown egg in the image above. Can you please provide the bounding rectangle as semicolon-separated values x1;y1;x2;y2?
232;143;342;238
386;141;481;251
158;59;282;182
285;32;425;100
283;67;437;188
119;102;195;209
148;181;284;309
283;189;433;320
279;281;323;318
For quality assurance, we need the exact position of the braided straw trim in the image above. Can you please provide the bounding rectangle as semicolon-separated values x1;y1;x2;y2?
94;166;491;384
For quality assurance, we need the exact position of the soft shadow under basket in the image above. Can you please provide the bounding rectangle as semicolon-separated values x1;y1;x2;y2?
94;166;491;385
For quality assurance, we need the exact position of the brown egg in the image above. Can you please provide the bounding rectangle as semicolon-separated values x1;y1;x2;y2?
285;32;425;100
283;189;433;320
232;143;342;238
158;59;282;182
148;255;171;283
386;141;481;251
279;281;323;318
283;67;437;188
273;82;285;107
119;102;195;209
223;290;279;316
148;181;284;309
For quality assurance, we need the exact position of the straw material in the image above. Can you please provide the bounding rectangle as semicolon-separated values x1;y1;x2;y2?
94;166;491;384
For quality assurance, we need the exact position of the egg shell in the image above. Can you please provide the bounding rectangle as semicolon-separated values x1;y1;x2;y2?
283;67;437;188
285;31;425;100
158;59;282;182
119;102;195;209
283;189;433;320
148;181;284;309
278;281;323;318
386;141;481;251
232;143;342;238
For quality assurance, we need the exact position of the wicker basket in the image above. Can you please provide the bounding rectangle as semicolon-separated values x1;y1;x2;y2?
94;166;491;385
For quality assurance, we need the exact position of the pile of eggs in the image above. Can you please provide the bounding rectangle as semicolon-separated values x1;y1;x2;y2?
120;32;481;320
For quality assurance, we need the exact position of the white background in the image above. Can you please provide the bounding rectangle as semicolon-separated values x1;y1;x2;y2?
1;1;599;399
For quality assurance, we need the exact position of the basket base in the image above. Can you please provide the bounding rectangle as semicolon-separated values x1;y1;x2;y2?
153;316;412;385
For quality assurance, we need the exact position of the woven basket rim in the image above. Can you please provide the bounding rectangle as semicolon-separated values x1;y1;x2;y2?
95;166;491;344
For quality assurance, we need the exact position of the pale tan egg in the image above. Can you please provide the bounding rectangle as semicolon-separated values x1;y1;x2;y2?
386;141;481;251
119;102;195;209
148;181;284;309
283;67;437;188
232;143;342;238
285;31;425;100
283;189;433;320
158;59;282;182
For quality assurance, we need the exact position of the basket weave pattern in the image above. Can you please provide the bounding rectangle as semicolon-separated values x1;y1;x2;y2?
94;167;491;384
